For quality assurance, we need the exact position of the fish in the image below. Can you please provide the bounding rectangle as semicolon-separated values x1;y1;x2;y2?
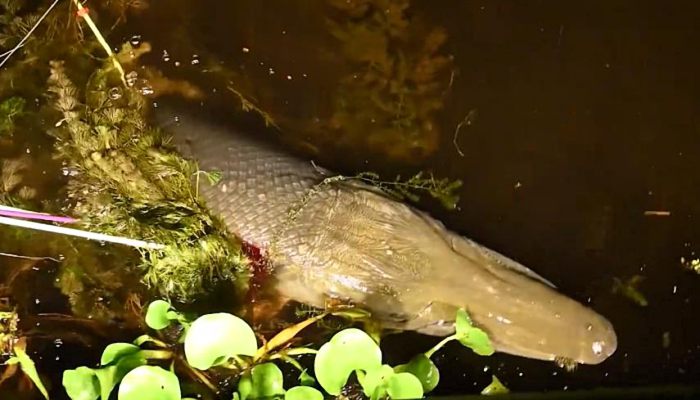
155;104;617;365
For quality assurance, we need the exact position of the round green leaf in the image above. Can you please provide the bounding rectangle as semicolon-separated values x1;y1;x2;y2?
101;343;141;366
117;365;180;400
63;367;100;400
358;364;394;399
394;353;439;392
184;313;258;370
285;386;323;400
245;363;285;400
314;328;382;396
386;373;424;400
145;300;172;330
455;308;494;356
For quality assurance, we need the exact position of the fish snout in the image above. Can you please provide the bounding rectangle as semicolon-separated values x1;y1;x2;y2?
576;315;618;364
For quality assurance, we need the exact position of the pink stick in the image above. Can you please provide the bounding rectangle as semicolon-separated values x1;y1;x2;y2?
0;209;77;224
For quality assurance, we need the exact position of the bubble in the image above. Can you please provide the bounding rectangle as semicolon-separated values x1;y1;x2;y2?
162;49;171;62
53;338;63;347
130;35;142;46
108;87;122;100
125;71;139;87
138;85;154;96
191;54;200;65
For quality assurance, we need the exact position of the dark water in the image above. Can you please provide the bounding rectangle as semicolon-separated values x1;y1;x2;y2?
4;0;700;397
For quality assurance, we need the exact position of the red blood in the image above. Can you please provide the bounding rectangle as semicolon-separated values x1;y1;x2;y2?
241;241;271;302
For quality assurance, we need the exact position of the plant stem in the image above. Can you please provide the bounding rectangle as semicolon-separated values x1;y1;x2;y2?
71;0;127;85
424;334;457;358
140;349;173;360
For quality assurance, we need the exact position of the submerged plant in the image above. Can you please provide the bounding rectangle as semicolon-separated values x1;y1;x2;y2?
324;0;454;161
46;57;250;302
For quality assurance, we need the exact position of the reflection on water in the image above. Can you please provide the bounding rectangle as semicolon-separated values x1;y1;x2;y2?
2;0;700;397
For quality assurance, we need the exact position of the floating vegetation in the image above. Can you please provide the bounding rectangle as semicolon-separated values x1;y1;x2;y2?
46;56;249;302
62;301;495;400
325;0;454;161
352;171;462;210
612;275;648;307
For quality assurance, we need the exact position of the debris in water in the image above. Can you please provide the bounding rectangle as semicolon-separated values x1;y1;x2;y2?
612;275;648;307
644;210;671;216
680;257;700;274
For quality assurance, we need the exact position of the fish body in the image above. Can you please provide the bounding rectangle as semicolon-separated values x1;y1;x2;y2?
157;106;617;365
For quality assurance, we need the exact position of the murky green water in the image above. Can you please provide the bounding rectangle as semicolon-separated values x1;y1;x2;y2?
2;1;700;398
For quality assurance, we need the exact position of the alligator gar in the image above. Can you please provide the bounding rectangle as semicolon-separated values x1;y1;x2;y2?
156;105;617;365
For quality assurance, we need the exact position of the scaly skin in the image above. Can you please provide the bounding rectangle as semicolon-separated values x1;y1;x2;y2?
156;105;617;365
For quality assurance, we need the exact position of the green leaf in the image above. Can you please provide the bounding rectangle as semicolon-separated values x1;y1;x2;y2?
13;346;49;399
101;343;141;366
118;365;181;400
0;96;25;136
285;386;323;400
237;363;285;400
314;328;382;396
394;353;439;392
204;170;223;185
145;300;173;330
386;373;424;400
455;308;495;356
481;375;509;395
358;364;394;400
95;354;147;400
184;313;258;370
63;366;100;400
299;369;316;386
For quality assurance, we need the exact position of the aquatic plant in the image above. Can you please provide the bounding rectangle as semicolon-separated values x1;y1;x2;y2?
61;300;504;400
0;308;50;399
324;0;454;161
46;56;250;302
612;275;648;307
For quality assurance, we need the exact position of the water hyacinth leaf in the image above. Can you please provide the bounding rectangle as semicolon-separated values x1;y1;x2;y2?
145;300;173;330
11;346;49;400
358;364;394;399
455;308;495;356
184;313;257;370
285;386;324;400
394;353;439;392
237;373;252;400
95;354;148;400
100;343;141;366
481;375;509;395
314;328;382;395
118;365;181;400
299;369;316;386
63;366;100;400
386;372;425;400
237;363;285;400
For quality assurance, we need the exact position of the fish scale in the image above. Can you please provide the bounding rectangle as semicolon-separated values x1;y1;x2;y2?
157;105;618;365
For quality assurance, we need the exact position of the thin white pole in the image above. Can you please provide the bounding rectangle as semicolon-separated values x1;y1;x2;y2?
0;216;164;250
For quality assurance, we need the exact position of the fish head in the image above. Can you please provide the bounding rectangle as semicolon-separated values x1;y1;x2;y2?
378;262;617;365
